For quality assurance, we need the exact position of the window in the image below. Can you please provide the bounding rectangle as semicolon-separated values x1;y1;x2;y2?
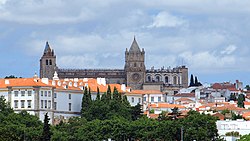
132;97;134;103
54;102;57;110
143;97;146;102
138;98;141;103
45;100;47;108
48;100;51;109
69;94;71;99
165;76;169;83
156;76;160;82
45;91;47;97
21;100;25;108
151;97;154;102
158;97;161;102
41;100;43;108
54;93;57;98
147;76;151;82
48;91;51;97
28;91;32;96
49;60;52;65
173;76;177;84
14;91;18;97
14;100;18;108
41;91;43;96
27;100;31;108
21;91;25;96
46;59;48;65
69;103;72;111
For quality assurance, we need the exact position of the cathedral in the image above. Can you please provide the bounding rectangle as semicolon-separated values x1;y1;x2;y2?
40;37;188;92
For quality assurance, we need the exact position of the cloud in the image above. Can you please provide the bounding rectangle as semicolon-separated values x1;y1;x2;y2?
220;45;237;55
147;11;186;28
58;55;99;69
179;51;236;72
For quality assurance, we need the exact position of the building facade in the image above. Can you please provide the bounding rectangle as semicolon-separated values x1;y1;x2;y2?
40;38;188;91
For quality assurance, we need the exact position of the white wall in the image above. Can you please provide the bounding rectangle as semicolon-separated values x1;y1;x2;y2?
217;120;250;136
54;90;83;113
127;95;142;106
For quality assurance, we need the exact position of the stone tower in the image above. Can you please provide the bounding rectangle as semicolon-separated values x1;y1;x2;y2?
40;41;57;79
125;37;146;90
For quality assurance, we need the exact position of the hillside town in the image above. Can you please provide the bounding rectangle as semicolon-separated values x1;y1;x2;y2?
1;72;250;140
0;39;249;140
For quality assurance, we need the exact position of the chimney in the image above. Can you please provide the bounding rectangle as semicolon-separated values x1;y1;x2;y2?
5;80;9;85
41;78;49;85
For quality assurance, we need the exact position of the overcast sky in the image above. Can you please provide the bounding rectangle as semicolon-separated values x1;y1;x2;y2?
1;0;250;85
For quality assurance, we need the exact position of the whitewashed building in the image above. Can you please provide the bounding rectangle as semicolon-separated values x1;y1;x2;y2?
0;76;128;124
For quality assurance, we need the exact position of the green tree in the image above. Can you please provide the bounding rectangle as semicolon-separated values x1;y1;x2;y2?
0;96;13;115
239;134;250;141
107;85;112;100
96;87;100;101
245;85;250;90
113;87;119;101
189;74;194;87
229;93;237;101
131;103;143;121
181;110;220;141
5;75;18;79
81;87;92;118
238;93;245;108
41;113;52;141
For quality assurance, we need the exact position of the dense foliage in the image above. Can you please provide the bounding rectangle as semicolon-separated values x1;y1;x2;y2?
239;133;250;141
0;96;43;141
237;93;245;108
52;110;222;141
81;86;140;121
0;86;222;141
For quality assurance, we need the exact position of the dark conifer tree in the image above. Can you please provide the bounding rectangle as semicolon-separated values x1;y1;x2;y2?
189;74;194;87
41;113;52;141
96;87;100;101
131;103;143;120
81;87;89;117
101;92;108;103
122;95;130;107
195;76;198;86
107;85;112;100
113;87;119;101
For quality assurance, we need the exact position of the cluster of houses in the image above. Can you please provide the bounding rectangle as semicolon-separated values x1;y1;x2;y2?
1;73;250;140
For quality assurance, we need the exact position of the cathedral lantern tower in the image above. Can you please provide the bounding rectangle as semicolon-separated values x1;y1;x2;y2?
40;41;57;79
125;37;146;90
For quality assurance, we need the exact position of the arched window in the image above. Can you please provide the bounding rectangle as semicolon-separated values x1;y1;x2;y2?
173;76;178;84
46;60;49;65
49;60;52;65
147;76;151;82
156;76;160;82
134;63;136;67
165;76;169;83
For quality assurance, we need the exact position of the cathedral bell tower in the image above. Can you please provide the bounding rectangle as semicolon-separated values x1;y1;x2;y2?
40;41;57;79
125;37;146;90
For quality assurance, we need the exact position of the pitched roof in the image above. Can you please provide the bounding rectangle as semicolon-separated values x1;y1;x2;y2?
150;103;185;109
175;97;194;102
174;93;195;97
127;90;163;95
212;82;236;90
0;78;53;88
129;37;141;52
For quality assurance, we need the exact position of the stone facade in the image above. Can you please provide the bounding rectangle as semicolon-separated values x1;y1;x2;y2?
40;38;188;91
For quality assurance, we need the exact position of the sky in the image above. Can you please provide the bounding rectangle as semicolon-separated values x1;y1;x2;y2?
1;0;250;85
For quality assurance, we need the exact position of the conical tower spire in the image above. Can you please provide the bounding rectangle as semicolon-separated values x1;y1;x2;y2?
44;41;52;54
129;37;141;52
